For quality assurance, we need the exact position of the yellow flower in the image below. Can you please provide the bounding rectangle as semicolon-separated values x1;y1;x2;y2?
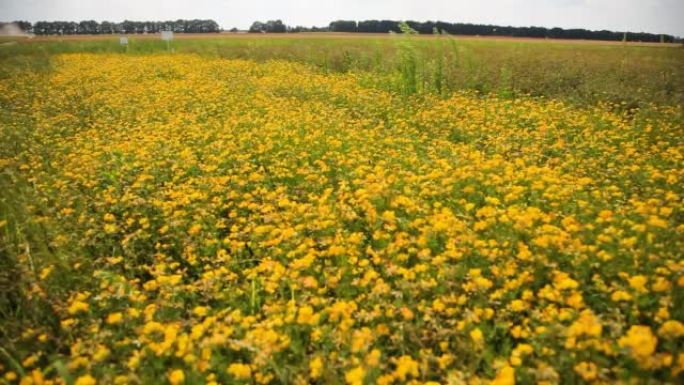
68;300;89;315
510;344;533;366
75;374;97;385
296;305;319;325
647;215;668;228
106;312;123;325
394;355;419;381
345;366;365;385
93;345;110;362
491;364;515;385
574;362;598;381
188;224;202;235
127;351;141;370
619;325;658;360
628;275;648;292
39;266;53;280
309;357;323;379
509;300;526;312
652;277;671;292
168;369;185;385
674;353;684;376
22;354;39;368
554;273;579;290
470;328;484;345
366;349;382;367
658;320;684;339
568;310;602;339
192;306;208;317
227;363;252;379
432;298;446;312
143;321;164;335
400;307;414;320
597;210;613;222
474;276;494;290
610;290;632;302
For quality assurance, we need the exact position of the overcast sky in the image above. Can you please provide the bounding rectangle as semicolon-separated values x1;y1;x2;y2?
1;0;682;36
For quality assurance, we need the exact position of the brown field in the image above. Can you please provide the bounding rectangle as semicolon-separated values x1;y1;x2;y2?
5;31;682;47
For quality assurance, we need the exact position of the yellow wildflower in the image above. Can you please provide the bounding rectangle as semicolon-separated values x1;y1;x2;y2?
106;312;123;325
619;325;658;360
296;305;319;325
68;300;89;315
471;328;485;345
394;355;419;381
168;370;185;385
574;362;598;381
227;363;252;379
628;275;648;292
491;364;515;385
74;375;97;385
345;366;365;385
309;357;323;379
658;320;684;339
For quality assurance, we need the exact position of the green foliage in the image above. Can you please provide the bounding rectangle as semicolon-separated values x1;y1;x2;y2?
397;23;419;95
1;35;681;106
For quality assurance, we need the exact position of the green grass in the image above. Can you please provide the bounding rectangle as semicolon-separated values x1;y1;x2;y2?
1;34;682;106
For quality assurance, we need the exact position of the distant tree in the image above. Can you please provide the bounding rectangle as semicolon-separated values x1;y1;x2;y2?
78;20;99;34
22;19;675;41
265;20;287;33
202;20;220;33
32;21;50;34
121;20;137;34
249;20;287;33
12;20;33;33
99;21;116;34
329;20;357;32
249;21;265;33
62;21;78;34
357;20;378;33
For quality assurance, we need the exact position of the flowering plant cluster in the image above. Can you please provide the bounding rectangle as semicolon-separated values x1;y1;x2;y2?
1;54;682;384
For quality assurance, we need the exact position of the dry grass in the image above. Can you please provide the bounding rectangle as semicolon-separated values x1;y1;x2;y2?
13;32;682;47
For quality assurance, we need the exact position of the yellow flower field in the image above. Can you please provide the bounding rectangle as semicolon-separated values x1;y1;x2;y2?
0;53;682;384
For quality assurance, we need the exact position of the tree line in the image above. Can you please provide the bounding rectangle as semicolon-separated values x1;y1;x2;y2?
246;19;676;43
3;20;220;35
2;19;677;42
326;20;675;43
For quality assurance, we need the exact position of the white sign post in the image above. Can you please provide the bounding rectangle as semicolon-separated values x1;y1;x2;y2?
119;36;128;53
161;30;173;52
161;31;173;41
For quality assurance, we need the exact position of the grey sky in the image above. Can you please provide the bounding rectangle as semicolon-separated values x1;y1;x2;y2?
1;0;682;36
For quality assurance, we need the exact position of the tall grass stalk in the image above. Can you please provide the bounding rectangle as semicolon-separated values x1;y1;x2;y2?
397;22;419;95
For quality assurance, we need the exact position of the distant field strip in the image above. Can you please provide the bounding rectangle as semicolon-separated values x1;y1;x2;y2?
2;35;682;107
